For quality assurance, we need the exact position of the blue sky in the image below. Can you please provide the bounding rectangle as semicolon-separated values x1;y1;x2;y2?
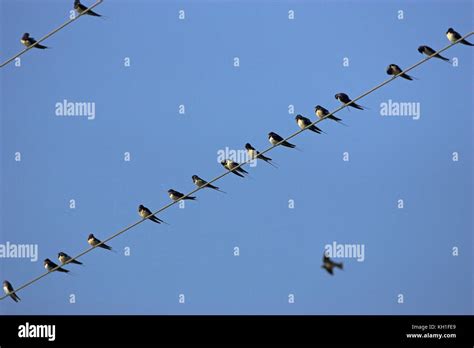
0;0;472;314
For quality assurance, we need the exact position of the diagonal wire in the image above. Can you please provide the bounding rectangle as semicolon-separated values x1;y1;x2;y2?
1;31;472;301
0;0;104;68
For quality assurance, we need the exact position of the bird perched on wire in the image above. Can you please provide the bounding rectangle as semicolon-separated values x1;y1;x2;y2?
3;281;21;303
245;143;277;167
314;105;346;125
268;132;300;150
334;93;365;110
221;159;249;178
138;205;166;224
58;252;83;266
44;259;69;273
21;33;48;49
417;45;450;62
168;189;196;201
295;115;325;134
192;175;226;193
446;28;473;46
88;234;113;251
74;0;102;17
386;64;414;80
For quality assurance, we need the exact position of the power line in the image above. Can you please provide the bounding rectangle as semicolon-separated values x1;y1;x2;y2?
1;31;472;301
0;0;104;68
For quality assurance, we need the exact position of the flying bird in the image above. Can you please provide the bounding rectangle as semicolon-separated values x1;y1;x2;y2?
168;189;196;201
314;105;345;124
74;0;102;17
138;204;165;224
446;28;474;46
334;93;365;110
417;45;450;62
58;252;83;265
268;132;298;149
295;115;324;133
321;254;343;275
221;159;248;178
192;175;226;193
44;259;69;273
20;33;48;49
3;281;21;303
245;143;277;167
88;234;113;251
386;64;414;80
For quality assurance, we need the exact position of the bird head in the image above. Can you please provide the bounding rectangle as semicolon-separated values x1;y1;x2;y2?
22;33;30;40
245;143;253;150
417;46;425;54
446;28;454;34
336;93;348;100
88;234;94;240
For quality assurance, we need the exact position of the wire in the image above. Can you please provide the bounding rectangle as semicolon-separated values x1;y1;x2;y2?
1;31;472;301
0;0;104;68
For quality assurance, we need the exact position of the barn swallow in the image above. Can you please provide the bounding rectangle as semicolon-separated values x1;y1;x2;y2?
386;64;413;80
334;93;364;110
268;132;298;149
417;45;450;62
3;281;21;303
58;252;83;265
245;143;277;167
295;115;324;133
192;175;226;193
446;28;474;46
168;189;196;201
314;105;345;124
44;259;69;273
221;159;248;178
88;234;113;251
20;33;48;49
74;0;102;17
321;254;343;275
138;204;165;224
